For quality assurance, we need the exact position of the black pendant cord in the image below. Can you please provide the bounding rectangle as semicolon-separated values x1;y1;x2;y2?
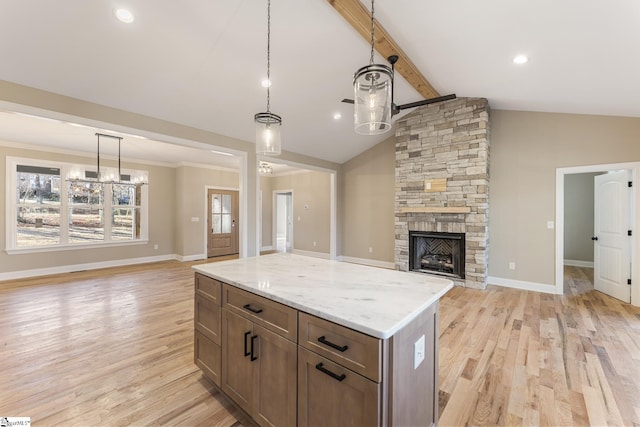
95;132;123;182
266;0;271;113
369;0;375;65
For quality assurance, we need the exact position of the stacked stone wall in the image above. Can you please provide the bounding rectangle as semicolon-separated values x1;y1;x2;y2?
394;98;490;289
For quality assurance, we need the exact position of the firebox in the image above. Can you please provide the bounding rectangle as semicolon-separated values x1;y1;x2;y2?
409;231;465;279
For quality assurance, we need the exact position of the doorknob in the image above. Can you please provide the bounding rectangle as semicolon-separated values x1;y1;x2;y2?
591;236;598;241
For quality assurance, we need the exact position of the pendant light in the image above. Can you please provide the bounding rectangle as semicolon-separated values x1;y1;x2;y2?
255;0;282;156
353;0;392;135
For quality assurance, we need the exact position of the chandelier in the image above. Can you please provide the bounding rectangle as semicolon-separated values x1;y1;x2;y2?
66;133;148;185
259;162;273;174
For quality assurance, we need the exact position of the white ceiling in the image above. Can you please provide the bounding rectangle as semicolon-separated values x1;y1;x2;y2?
1;0;639;167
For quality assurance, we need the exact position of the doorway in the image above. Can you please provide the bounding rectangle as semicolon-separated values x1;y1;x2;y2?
556;162;639;305
274;191;293;253
207;189;239;257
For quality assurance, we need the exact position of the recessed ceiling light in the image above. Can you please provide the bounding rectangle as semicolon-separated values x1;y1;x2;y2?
513;55;528;64
261;79;271;88
114;8;134;23
333;113;342;120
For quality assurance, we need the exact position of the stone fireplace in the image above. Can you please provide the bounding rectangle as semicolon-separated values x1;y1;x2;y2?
395;98;489;289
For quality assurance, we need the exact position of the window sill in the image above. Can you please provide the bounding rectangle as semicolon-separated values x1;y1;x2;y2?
5;240;150;255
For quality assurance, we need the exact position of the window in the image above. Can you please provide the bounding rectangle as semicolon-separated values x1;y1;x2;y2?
6;157;148;253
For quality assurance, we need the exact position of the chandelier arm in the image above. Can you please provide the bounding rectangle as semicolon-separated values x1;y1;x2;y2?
97;133;101;181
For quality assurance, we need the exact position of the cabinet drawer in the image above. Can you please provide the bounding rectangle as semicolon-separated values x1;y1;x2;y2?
195;273;221;303
195;293;221;345
297;347;380;427
195;330;221;386
222;285;297;342
298;312;381;382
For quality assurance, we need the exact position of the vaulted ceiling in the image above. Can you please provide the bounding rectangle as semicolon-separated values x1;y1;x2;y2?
1;0;639;167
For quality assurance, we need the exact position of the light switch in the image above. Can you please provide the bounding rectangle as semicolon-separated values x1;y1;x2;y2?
547;221;554;229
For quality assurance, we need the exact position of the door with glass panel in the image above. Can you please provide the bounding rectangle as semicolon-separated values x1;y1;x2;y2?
207;189;239;257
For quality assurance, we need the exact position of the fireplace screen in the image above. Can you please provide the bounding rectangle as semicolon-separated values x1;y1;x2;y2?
409;231;465;279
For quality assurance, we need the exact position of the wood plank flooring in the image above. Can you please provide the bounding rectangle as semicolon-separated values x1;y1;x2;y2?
0;259;252;427
1;262;639;426
438;266;640;426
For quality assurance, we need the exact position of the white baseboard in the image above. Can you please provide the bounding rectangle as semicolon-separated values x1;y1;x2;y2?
0;254;177;282
292;249;331;259
337;256;395;270
488;276;558;295
176;254;206;262
261;245;274;252
564;259;594;268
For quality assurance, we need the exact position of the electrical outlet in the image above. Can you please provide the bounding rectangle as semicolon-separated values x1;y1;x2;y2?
368;247;373;253
153;244;158;250
547;221;555;229
509;261;516;270
313;241;317;247
414;335;425;369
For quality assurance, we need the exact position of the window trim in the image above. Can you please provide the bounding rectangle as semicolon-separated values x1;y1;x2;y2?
5;156;149;254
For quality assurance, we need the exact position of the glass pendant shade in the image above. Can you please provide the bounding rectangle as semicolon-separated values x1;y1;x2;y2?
255;112;282;156
353;64;393;135
67;164;86;181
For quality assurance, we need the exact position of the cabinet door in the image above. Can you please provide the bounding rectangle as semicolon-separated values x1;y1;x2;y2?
298;347;380;427
221;308;254;413
253;325;297;427
195;293;221;344
194;330;221;386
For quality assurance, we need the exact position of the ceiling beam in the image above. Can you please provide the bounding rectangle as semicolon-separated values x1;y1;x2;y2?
327;0;440;99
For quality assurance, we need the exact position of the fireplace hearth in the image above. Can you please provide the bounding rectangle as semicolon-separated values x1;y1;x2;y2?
409;231;465;279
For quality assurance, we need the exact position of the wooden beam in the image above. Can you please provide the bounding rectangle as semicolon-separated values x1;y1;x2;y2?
327;0;440;100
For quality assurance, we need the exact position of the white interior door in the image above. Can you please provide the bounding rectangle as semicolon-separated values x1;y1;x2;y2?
275;192;292;253
594;171;631;302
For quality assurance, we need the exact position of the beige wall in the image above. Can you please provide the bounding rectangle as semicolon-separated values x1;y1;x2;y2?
340;136;395;263
176;166;239;258
265;171;332;254
564;173;599;263
0;80;340;259
489;110;640;285
338;110;640;289
0;143;176;275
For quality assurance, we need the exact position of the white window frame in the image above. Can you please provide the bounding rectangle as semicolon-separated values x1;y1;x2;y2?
5;156;149;254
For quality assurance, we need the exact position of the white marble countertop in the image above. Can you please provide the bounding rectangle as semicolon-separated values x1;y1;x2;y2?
192;253;453;339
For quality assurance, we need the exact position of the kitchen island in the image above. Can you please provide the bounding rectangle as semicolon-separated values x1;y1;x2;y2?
192;253;453;427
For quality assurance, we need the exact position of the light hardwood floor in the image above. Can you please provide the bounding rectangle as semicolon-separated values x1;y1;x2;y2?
1;262;639;426
439;266;640;426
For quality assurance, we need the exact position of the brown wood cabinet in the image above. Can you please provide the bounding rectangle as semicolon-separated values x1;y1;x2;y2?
298;312;382;381
298;347;380;427
194;272;440;427
194;273;222;386
221;288;297;427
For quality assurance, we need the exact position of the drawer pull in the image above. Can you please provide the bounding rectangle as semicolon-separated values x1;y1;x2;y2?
317;335;349;352
315;363;346;382
243;303;263;314
244;331;251;357
250;335;258;361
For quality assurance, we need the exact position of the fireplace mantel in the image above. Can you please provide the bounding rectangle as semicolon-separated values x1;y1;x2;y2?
397;207;471;214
